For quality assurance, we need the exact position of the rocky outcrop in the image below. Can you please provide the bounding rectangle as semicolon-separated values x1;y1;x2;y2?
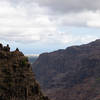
0;44;49;100
32;39;100;100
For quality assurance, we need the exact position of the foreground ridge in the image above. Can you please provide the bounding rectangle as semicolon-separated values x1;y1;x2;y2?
0;44;49;100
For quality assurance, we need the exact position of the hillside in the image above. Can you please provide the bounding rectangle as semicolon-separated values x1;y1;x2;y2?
0;44;49;100
32;39;100;100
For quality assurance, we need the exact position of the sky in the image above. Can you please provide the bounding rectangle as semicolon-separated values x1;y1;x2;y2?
0;0;100;54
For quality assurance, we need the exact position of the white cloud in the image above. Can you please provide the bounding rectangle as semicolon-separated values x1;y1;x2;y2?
52;11;100;28
0;1;57;43
0;0;100;46
80;35;98;43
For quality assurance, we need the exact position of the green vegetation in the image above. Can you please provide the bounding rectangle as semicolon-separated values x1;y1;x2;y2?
20;57;28;66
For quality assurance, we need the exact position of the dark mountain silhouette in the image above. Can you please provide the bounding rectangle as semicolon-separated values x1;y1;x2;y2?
32;39;100;100
0;43;49;100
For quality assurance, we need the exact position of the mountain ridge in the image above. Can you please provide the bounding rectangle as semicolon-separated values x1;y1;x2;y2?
0;43;49;100
32;39;100;100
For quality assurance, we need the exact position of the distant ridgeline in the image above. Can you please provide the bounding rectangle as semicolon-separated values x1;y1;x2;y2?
27;56;38;65
0;43;49;100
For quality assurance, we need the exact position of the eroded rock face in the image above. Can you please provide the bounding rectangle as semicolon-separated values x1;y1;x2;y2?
32;39;100;100
0;44;49;100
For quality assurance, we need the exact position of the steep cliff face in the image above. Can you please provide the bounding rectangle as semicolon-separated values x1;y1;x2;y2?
0;43;49;100
32;39;100;100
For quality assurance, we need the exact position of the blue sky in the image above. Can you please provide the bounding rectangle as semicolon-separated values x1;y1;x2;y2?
0;0;100;54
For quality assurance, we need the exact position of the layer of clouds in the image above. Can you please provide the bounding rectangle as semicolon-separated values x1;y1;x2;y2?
35;0;100;13
0;0;100;46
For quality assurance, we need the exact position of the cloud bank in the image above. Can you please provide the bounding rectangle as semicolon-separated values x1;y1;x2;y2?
0;0;100;46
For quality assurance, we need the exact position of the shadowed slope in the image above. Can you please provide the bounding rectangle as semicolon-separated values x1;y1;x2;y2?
32;39;100;100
